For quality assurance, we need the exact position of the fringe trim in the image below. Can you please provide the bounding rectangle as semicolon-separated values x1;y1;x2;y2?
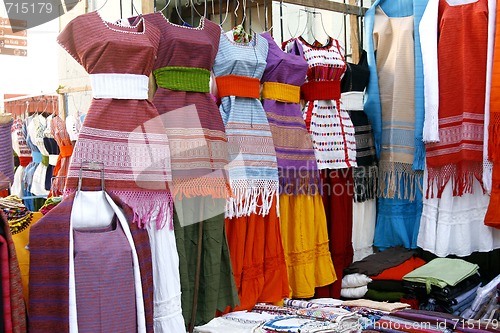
63;189;174;230
278;170;321;196
170;177;231;200
226;179;280;219
353;165;378;203
426;161;484;199
378;161;423;202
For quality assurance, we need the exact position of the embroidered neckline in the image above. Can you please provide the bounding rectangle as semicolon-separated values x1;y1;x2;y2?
95;11;146;35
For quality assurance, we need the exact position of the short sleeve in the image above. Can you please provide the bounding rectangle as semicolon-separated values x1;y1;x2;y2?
57;15;86;66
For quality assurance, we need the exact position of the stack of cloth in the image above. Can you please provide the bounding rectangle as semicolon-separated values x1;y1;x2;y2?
342;247;424;302
403;258;481;316
462;273;500;320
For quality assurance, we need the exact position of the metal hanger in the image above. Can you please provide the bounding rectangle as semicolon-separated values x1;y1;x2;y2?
157;0;172;14
174;0;188;25
93;0;110;12
220;0;230;26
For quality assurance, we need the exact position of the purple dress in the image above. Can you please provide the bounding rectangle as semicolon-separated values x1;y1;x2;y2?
260;32;320;194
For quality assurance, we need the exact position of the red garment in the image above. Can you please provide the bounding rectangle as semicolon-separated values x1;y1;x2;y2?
315;169;354;299
225;201;289;310
425;0;488;198
370;257;426;281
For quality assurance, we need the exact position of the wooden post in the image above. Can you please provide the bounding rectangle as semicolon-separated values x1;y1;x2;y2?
349;0;360;63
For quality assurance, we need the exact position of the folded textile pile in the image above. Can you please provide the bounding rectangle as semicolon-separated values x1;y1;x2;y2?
462;273;500;320
403;258;481;316
341;273;372;299
342;247;423;302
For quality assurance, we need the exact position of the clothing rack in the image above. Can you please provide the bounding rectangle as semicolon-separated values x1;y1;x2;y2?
4;94;59;118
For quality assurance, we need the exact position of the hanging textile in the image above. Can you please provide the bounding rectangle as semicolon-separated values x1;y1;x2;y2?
0;211;26;333
42;115;60;191
285;35;355;299
23;117;39;211
365;0;424;250
260;31;335;299
419;0;500;253
485;0;500;228
29;115;49;197
28;192;154;332
0;115;14;191
10;118;31;198
144;13;237;328
51;115;73;196
213;31;279;219
425;0;488;198
340;51;377;262
57;12;173;229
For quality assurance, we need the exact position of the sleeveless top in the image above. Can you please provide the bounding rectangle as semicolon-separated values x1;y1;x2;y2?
57;12;173;229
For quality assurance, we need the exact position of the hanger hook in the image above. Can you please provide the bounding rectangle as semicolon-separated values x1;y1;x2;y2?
157;0;171;13
220;0;230;26
93;0;109;12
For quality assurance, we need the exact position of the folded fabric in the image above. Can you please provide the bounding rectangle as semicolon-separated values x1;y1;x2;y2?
296;306;360;325
308;298;344;307
344;247;416;276
341;285;368;299
371;257;426;281
430;273;482;301
442;283;481;307
374;315;447;333
403;258;479;292
445;291;476;314
261;316;340;333
365;289;405;302
283;299;321;310
342;299;410;312
469;273;500;313
368;280;405;292
342;273;373;288
194;311;276;333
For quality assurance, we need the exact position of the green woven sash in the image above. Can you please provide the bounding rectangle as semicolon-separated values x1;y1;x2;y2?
41;155;49;166
153;66;210;93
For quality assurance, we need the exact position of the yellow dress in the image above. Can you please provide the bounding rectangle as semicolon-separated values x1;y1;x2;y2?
11;212;43;305
279;193;336;298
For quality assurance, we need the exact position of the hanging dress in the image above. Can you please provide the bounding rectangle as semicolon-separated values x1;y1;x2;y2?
42;115;60;191
29;115;49;197
57;11;173;229
144;12;236;328
364;0;423;250
0;116;14;191
425;0;487;198
340;51;378;262
418;0;500;254
214;31;287;310
260;32;336;299
10;119;31;198
50;115;73;196
285;36;355;299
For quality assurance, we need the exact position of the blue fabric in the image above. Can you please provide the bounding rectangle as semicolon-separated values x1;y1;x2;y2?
413;0;429;171
365;0;424;250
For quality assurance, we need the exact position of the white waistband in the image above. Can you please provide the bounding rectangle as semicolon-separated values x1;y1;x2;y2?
49;155;59;166
90;73;149;100
341;91;364;111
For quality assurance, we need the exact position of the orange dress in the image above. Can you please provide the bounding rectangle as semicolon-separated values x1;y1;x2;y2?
225;200;289;310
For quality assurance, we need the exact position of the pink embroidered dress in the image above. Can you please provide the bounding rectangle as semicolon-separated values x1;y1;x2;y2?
57;12;173;228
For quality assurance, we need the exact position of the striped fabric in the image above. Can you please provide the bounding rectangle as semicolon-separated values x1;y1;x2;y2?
51;116;73;196
28;193;154;333
286;37;357;170
0;117;14;190
260;32;320;195
145;13;230;200
0;233;12;332
1;211;27;333
57;12;173;229
214;32;279;218
425;0;488;198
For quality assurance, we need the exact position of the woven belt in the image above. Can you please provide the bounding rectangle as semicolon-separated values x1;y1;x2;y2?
216;75;260;98
262;82;300;104
41;155;49;166
153;66;210;93
90;73;149;99
59;145;74;158
32;152;42;164
301;81;341;101
19;156;32;167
